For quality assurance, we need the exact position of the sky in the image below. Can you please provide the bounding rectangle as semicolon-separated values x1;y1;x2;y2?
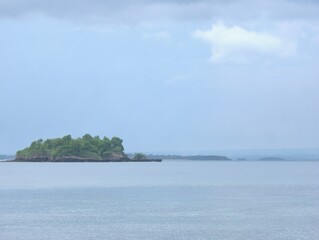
1;0;319;154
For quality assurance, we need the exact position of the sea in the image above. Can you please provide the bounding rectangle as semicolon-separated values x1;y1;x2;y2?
0;161;318;240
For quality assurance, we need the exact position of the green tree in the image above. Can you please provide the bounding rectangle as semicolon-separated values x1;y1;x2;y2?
111;137;124;153
133;153;147;160
16;134;127;160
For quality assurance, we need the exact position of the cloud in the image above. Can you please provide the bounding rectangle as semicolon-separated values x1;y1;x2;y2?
0;0;220;22
1;0;319;25
193;23;297;63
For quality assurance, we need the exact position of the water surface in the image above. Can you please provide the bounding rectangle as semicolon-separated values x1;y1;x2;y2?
0;161;318;240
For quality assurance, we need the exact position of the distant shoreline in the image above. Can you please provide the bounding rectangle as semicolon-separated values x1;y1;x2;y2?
145;154;231;161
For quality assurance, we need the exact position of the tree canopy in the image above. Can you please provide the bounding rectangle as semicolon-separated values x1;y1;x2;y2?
133;153;147;160
16;134;126;160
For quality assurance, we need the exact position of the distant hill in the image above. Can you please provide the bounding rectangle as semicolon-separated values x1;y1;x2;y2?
146;154;231;161
259;157;286;161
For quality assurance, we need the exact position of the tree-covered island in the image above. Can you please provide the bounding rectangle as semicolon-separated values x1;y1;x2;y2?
14;134;161;162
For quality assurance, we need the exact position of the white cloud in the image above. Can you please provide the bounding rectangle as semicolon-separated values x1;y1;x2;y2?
193;23;297;63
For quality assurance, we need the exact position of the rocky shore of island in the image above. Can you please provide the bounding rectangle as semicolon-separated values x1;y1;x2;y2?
11;156;161;162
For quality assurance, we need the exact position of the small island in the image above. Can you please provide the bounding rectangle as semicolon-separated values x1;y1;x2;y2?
11;134;161;162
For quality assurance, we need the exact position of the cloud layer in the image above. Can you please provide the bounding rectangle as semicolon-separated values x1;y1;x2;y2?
1;0;319;24
193;23;297;63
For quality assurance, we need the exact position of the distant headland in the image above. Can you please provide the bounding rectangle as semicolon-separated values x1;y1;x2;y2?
144;154;231;161
10;134;161;162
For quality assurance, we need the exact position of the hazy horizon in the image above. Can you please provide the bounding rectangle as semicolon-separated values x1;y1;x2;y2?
1;0;319;153
3;146;319;159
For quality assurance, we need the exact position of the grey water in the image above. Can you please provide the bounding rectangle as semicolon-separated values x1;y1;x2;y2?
0;161;319;240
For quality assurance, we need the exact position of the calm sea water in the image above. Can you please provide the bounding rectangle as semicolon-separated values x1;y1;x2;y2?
0;161;318;240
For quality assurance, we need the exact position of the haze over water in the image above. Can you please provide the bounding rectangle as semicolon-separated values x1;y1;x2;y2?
1;161;319;240
1;0;319;153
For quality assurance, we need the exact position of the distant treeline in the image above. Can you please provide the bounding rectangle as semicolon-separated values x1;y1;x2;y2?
16;134;125;160
146;154;231;160
0;155;15;160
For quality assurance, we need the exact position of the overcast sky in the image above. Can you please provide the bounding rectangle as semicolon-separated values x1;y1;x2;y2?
1;0;319;154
